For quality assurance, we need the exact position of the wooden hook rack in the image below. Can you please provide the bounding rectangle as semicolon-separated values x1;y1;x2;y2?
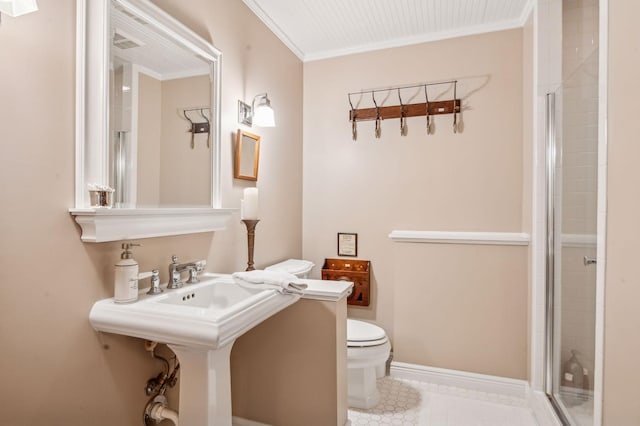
348;99;460;122
347;80;460;122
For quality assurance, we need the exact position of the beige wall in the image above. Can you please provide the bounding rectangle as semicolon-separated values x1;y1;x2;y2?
603;1;640;424
393;244;528;378
137;72;162;206
231;299;348;426
303;29;528;379
0;0;302;424
159;74;211;206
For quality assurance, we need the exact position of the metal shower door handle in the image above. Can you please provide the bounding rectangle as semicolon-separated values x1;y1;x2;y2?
583;256;597;266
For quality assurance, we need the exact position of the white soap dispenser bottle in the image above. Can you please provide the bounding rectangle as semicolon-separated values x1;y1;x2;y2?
114;243;140;304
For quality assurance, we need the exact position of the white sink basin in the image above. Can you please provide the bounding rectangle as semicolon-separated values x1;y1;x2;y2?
89;272;301;425
89;273;299;349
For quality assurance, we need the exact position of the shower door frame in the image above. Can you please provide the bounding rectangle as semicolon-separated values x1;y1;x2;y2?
540;1;608;425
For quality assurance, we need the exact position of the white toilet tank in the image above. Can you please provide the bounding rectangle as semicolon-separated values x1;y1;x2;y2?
265;259;315;279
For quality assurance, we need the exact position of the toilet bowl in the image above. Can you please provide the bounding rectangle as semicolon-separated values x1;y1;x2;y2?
266;259;391;409
347;319;391;409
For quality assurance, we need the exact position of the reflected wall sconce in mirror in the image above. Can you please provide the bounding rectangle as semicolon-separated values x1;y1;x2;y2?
234;129;260;181
237;93;276;127
0;0;38;21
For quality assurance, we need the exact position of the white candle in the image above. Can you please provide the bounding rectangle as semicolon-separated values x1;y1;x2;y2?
243;188;259;219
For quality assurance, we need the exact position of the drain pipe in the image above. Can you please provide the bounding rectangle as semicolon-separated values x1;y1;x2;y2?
144;394;179;425
149;401;179;425
143;341;180;426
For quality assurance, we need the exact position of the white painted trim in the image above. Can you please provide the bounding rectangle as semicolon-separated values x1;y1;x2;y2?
133;62;210;81
529;1;545;395
69;208;236;242
528;390;563;426
75;0;87;208
232;416;271;426
241;0;305;61
389;362;528;399
593;1;608;424
388;230;530;246
519;0;536;27
561;233;597;248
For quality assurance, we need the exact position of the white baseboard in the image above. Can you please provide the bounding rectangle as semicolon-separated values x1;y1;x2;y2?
390;361;563;424
390;361;529;399
232;416;271;426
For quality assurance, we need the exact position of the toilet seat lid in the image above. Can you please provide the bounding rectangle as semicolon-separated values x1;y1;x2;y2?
265;259;314;276
347;319;386;342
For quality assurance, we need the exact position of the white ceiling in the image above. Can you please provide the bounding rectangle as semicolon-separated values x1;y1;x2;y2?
111;3;210;79
242;0;534;62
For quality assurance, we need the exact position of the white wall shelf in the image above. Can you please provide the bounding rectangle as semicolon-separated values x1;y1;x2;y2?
69;208;236;242
388;230;530;246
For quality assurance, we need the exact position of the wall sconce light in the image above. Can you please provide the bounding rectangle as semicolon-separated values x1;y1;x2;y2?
0;0;39;20
238;93;276;128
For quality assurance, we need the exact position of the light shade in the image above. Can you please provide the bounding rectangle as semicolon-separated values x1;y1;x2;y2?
252;93;275;127
0;0;38;17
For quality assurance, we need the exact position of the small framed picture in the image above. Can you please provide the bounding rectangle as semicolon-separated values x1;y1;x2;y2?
337;233;358;257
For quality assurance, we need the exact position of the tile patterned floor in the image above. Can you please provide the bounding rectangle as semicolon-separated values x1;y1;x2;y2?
348;376;539;426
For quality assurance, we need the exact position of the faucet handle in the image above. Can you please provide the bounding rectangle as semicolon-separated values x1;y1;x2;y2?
171;255;178;264
146;269;162;295
195;260;206;271
186;260;206;284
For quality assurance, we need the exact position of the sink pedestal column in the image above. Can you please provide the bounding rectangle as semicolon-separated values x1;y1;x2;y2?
168;343;235;426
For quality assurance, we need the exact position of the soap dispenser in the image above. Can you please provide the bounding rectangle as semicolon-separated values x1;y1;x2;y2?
562;350;585;389
114;243;140;304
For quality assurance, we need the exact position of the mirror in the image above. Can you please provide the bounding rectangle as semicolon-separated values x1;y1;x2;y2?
70;0;231;242
74;0;221;209
110;0;214;207
234;130;261;181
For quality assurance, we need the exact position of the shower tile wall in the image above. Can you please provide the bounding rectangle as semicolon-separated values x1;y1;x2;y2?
559;0;599;391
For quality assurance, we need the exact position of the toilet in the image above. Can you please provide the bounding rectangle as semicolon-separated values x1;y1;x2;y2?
346;318;391;409
266;259;391;410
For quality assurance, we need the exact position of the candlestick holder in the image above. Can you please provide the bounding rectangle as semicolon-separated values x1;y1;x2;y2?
242;219;260;271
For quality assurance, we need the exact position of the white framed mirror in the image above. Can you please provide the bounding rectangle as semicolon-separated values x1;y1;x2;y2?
70;0;233;242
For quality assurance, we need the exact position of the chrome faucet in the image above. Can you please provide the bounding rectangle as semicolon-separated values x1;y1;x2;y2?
168;255;207;289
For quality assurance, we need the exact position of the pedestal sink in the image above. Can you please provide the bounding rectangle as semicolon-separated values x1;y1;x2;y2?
89;273;301;425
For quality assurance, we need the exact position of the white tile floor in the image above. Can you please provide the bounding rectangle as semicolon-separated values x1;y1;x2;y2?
348;376;539;426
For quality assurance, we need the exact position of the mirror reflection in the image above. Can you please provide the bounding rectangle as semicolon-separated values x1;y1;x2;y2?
109;0;213;207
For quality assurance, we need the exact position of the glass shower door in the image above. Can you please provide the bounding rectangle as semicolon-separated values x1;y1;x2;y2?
546;45;599;426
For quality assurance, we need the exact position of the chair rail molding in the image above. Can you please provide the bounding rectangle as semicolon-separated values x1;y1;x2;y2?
388;230;530;246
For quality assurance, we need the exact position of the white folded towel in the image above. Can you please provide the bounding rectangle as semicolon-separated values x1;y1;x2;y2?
232;270;308;295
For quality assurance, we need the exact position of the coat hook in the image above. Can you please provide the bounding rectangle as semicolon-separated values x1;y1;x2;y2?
424;85;433;135
372;91;381;138
199;108;211;148
348;94;357;141
398;89;407;136
453;81;458;134
183;110;195;149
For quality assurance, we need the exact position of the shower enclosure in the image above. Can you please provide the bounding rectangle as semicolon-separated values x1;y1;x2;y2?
545;1;601;424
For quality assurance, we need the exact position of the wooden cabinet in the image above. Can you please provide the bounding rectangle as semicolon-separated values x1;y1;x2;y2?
322;258;370;306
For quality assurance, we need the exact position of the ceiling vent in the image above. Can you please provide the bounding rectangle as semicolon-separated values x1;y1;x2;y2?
113;30;144;50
